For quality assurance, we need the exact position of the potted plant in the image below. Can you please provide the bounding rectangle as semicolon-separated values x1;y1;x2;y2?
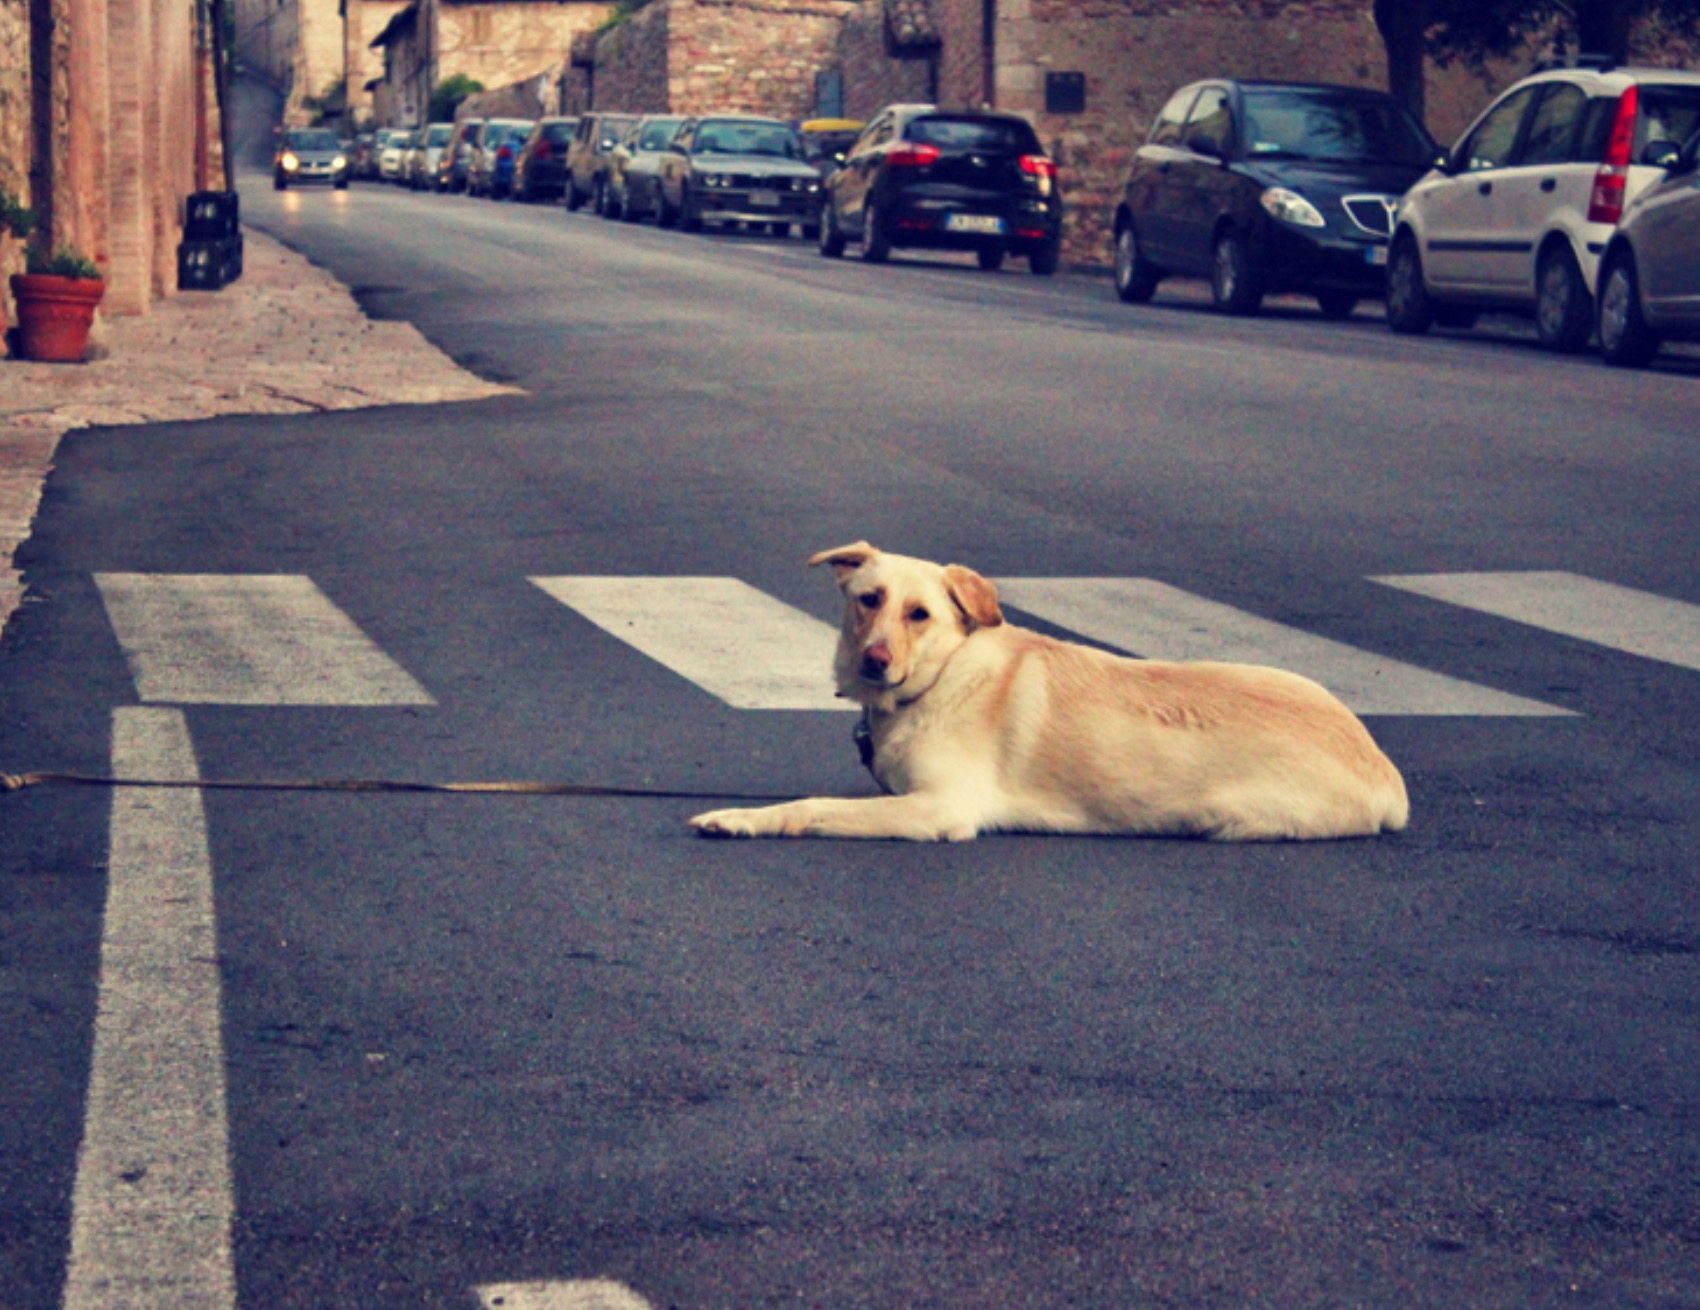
0;189;38;356
10;240;104;363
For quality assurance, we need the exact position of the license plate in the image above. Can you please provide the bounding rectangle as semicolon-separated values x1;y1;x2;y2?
946;214;1005;235
749;190;780;208
1366;245;1388;266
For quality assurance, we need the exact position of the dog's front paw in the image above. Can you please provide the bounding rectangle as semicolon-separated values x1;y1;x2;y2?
690;807;765;838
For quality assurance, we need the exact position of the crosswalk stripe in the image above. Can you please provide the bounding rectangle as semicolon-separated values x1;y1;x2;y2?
530;576;852;711
94;573;435;706
1372;571;1700;673
64;707;237;1310
995;577;1573;717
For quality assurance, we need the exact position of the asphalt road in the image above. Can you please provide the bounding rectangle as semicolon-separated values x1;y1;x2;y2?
2;172;1698;1310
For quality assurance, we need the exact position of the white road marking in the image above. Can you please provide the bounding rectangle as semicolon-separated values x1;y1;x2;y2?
476;1280;656;1310
63;707;237;1310
996;577;1572;716
531;575;851;710
94;573;434;705
1373;571;1700;673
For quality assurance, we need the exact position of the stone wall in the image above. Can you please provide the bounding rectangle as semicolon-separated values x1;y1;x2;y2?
436;0;612;115
837;0;932;119
666;0;854;117
577;0;671;113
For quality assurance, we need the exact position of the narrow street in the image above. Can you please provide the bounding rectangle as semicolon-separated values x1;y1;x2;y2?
2;164;1697;1309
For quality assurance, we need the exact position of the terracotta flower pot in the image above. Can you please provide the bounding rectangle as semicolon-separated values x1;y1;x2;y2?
9;272;104;363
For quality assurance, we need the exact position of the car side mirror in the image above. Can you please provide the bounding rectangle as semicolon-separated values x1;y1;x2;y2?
1186;134;1223;160
1642;139;1684;169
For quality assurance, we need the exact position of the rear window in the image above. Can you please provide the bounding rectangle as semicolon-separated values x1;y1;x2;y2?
1241;89;1435;165
907;116;1042;154
1635;85;1700;159
542;123;575;144
639;119;685;150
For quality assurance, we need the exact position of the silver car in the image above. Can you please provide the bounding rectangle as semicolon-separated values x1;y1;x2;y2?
1597;131;1700;366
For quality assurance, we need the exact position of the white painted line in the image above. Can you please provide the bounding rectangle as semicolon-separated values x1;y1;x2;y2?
476;1280;656;1310
1373;571;1700;673
94;573;435;706
996;577;1573;717
532;576;851;711
63;707;237;1310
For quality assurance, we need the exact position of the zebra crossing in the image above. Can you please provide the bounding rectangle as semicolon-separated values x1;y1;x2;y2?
91;569;1700;715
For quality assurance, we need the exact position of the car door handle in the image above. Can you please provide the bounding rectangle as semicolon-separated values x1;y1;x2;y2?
1477;181;1493;196
1540;178;1557;192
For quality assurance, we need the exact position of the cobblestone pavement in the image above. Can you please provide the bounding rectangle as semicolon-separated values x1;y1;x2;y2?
0;227;519;636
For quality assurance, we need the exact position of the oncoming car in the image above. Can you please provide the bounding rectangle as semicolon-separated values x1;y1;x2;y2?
274;129;350;191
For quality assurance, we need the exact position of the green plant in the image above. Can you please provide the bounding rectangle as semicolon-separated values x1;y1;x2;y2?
25;242;101;281
429;73;484;124
0;189;36;240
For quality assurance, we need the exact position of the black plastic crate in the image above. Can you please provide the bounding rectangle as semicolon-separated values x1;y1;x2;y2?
184;190;240;240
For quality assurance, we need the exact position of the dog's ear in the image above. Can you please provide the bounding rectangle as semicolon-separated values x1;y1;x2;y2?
807;542;877;582
943;564;1003;632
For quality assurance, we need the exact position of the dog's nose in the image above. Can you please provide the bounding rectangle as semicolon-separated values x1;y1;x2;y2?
860;644;892;680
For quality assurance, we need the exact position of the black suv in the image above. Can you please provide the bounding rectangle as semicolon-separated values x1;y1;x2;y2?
819;105;1063;274
1112;79;1438;316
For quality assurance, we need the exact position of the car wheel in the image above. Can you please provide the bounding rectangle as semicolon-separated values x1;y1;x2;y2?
1112;220;1159;303
1535;245;1593;353
977;246;1006;272
623;190;646;223
1597;251;1659;368
681;187;703;233
592;177;607;216
334;179;349;191
274;173;286;191
1384;232;1435;335
566;182;584;212
1211;229;1263;315
861;200;891;263
818;200;846;258
1315;290;1358;320
1028;238;1060;277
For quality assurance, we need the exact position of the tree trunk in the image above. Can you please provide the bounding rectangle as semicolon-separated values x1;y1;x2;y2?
1375;0;1428;126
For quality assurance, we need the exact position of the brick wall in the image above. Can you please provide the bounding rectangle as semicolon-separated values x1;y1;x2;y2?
666;0;853;117
838;0;932;119
580;0;671;113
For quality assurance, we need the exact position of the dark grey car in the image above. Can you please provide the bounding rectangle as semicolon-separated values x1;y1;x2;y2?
273;128;349;191
1598;129;1700;366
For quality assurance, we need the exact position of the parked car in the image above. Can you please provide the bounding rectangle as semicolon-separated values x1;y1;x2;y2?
1596;128;1700;366
408;122;454;190
565;112;638;211
467;118;534;198
274;127;350;190
440;119;485;193
798;116;864;178
658;115;823;238
604;114;687;221
350;132;380;180
1387;58;1700;349
819;105;1061;272
378;129;413;182
1109;79;1436;315
514;116;578;202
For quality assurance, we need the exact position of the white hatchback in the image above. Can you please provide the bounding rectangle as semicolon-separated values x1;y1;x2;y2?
1386;60;1700;350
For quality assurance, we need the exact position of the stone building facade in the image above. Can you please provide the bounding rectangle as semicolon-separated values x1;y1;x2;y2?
2;0;218;335
369;0;612;127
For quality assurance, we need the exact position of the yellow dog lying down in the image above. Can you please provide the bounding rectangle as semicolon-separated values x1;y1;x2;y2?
691;542;1409;842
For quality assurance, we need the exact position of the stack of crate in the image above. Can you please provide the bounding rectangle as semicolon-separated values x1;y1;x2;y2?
177;192;243;291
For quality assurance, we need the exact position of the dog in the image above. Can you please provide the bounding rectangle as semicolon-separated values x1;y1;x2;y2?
690;543;1409;842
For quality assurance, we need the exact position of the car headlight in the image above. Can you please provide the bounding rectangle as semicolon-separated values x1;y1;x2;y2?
703;172;727;188
1261;187;1324;228
333;155;347;170
281;152;299;171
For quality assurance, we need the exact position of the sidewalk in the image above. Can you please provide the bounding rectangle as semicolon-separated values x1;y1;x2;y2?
0;228;520;635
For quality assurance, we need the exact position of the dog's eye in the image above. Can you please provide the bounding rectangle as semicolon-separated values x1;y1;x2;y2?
908;606;930;623
857;592;880;610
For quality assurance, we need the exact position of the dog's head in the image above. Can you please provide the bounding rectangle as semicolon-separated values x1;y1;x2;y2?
808;542;1003;710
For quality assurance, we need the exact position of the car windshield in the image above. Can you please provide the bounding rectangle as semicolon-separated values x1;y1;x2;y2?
287;130;341;151
907;117;1041;153
1241;90;1434;165
694;122;800;158
427;125;452;145
639;119;685;150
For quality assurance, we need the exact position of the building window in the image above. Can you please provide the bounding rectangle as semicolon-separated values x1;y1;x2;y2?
470;9;492;44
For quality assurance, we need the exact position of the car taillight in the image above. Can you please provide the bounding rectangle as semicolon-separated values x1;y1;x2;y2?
1588;85;1638;224
1019;154;1057;180
535;141;552;160
887;142;941;168
498;145;514;161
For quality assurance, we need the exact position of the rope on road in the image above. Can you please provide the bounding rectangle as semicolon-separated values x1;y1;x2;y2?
0;771;799;802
